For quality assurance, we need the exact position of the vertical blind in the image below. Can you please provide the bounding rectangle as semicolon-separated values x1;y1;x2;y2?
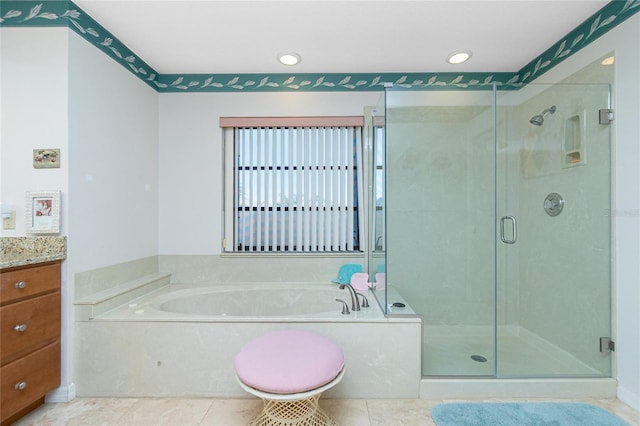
222;117;363;253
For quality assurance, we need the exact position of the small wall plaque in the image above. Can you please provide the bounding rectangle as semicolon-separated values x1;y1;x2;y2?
33;149;60;169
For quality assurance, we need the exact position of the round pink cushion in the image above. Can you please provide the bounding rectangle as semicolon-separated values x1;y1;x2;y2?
235;330;344;394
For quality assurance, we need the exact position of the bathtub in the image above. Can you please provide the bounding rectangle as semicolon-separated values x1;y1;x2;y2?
90;283;391;321
74;283;422;398
152;284;378;319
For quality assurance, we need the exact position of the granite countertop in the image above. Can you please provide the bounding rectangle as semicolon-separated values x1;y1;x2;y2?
0;236;67;269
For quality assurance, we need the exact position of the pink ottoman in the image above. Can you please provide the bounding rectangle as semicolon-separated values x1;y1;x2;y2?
235;330;345;426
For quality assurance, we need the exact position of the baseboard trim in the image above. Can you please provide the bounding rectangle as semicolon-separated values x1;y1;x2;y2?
617;385;640;411
46;383;76;403
420;377;617;399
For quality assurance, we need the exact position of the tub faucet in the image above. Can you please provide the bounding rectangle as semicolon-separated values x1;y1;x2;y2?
335;299;350;315
339;284;360;311
356;292;369;308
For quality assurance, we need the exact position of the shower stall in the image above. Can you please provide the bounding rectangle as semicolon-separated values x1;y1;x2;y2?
372;65;613;380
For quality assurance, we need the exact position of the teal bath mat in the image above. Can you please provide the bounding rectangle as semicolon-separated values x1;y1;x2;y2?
431;402;629;426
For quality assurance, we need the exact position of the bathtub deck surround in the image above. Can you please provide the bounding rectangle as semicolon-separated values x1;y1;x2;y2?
73;256;162;300
74;273;170;320
74;257;170;320
75;316;420;399
73;259;421;399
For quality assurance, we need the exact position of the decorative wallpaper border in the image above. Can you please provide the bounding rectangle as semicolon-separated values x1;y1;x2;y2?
0;1;159;90
1;0;639;92
518;0;640;85
156;72;518;92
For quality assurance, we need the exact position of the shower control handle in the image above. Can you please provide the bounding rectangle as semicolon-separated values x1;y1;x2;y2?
500;216;517;244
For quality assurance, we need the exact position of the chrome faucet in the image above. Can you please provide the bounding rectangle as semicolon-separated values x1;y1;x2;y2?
339;284;360;311
335;299;350;315
356;292;369;308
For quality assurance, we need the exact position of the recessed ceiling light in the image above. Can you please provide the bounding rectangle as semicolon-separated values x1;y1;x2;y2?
601;56;615;65
447;50;472;65
278;52;301;66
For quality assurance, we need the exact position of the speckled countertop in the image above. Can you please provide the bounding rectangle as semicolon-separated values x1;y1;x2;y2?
0;236;66;269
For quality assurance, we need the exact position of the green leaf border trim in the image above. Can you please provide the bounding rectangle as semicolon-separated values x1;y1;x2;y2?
156;72;517;92
2;1;639;92
518;0;640;85
1;1;159;89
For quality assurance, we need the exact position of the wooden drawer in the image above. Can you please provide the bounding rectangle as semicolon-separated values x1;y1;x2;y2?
0;342;60;422
0;263;61;306
1;293;61;365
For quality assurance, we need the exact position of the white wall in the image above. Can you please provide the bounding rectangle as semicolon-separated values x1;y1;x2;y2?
65;30;159;397
533;14;640;410
158;91;379;254
0;27;159;265
0;27;73;400
0;28;69;236
68;32;159;273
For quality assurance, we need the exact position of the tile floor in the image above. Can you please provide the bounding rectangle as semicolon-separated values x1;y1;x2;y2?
13;396;640;426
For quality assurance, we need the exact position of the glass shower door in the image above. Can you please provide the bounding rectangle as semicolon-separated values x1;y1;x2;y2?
384;76;612;379
384;89;497;376
495;83;612;378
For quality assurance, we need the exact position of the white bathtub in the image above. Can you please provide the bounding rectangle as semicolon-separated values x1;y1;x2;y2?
153;284;370;318
91;283;387;321
74;283;422;398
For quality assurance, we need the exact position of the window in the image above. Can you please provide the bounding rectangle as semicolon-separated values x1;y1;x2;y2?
221;117;364;253
373;119;385;252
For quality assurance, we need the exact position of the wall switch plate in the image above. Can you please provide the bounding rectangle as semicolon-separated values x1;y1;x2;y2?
2;211;16;230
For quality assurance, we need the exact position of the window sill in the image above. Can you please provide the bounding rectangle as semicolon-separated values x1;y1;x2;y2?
220;252;365;259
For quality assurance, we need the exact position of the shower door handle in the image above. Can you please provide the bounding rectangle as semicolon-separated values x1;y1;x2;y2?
500;216;517;244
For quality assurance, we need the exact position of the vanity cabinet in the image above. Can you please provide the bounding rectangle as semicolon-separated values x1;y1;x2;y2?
0;261;61;424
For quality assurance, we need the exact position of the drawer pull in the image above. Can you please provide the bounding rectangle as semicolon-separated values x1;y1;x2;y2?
15;381;27;391
14;324;28;332
15;281;27;289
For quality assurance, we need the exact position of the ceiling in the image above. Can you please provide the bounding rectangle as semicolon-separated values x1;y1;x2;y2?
72;0;610;75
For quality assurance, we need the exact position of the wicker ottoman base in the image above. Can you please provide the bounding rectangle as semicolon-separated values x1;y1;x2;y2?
252;393;335;426
237;368;344;426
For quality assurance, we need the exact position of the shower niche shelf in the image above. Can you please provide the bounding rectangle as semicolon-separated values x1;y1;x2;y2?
562;111;586;168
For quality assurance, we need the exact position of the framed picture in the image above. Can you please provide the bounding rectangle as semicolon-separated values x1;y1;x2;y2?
26;190;61;234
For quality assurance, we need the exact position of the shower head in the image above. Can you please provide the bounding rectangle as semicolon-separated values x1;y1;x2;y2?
529;115;545;126
529;105;557;126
